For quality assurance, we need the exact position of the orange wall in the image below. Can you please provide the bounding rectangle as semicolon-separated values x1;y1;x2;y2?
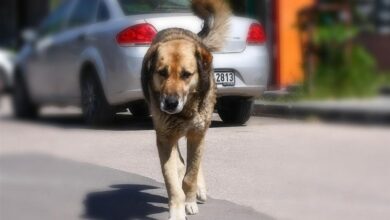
277;0;314;87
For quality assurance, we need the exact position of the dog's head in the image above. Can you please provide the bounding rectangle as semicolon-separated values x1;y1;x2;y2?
143;39;213;114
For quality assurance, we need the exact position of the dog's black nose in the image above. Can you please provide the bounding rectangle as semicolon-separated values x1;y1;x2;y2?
164;96;179;110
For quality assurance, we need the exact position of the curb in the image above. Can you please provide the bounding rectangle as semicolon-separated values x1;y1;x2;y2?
252;101;390;124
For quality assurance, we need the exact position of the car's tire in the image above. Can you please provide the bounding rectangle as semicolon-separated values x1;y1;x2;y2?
217;97;254;125
0;68;5;94
12;73;38;119
129;100;150;117
81;72;114;126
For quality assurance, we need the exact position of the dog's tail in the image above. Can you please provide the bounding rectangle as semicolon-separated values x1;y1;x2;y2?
191;0;231;52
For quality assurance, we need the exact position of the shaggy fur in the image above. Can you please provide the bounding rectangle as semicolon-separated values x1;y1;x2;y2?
141;0;231;219
192;0;231;51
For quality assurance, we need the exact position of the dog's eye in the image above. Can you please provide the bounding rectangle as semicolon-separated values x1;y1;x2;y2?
181;71;192;79
158;69;168;78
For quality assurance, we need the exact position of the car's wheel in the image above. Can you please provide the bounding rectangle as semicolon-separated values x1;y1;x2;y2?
0;68;8;94
81;72;114;126
12;73;38;119
129;100;150;117
217;97;254;125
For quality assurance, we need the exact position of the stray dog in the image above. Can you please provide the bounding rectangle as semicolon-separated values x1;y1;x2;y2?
141;0;231;219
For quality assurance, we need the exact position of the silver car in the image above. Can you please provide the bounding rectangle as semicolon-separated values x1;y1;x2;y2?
0;49;14;93
14;0;269;125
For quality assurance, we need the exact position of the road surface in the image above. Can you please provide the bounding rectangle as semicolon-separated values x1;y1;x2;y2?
1;96;390;220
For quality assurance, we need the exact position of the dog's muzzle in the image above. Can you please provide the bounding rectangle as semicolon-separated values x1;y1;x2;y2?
160;95;185;114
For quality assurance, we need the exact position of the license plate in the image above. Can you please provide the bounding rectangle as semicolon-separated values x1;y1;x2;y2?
214;72;235;86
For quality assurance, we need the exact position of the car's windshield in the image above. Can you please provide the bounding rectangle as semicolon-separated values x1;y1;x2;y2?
118;0;190;15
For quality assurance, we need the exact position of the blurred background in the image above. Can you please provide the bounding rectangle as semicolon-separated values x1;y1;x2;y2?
0;0;389;98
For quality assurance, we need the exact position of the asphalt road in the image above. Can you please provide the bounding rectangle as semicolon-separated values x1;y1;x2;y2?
1;96;390;220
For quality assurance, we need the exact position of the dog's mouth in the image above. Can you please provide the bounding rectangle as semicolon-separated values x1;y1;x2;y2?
160;95;186;115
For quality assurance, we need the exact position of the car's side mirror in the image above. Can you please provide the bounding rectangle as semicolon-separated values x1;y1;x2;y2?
22;29;38;43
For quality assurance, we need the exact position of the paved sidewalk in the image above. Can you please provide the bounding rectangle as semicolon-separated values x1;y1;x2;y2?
254;96;390;122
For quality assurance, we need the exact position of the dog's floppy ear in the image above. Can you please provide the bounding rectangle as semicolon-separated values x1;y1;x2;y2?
195;45;213;97
141;44;160;103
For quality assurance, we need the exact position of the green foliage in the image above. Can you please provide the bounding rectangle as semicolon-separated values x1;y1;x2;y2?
311;45;378;98
378;72;390;86
306;24;381;99
313;25;358;45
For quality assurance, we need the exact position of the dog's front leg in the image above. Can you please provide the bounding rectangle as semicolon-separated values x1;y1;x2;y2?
197;163;207;203
157;135;186;220
183;131;205;215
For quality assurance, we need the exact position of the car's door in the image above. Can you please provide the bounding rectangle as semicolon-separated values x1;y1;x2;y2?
56;0;100;101
26;0;75;101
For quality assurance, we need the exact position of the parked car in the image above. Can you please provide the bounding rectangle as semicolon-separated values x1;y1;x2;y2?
0;48;14;93
14;0;269;125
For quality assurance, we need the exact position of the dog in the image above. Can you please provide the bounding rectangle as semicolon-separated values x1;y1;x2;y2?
141;0;231;219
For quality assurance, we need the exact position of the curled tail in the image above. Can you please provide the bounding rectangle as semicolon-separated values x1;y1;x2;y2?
191;0;232;52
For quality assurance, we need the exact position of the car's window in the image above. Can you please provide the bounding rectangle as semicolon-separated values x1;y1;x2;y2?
97;0;110;22
39;0;74;36
118;0;190;15
67;0;99;28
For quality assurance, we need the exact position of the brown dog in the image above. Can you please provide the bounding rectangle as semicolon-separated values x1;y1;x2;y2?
141;0;231;219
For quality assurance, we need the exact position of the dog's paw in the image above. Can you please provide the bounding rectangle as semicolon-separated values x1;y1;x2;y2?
168;216;187;220
168;217;187;220
169;207;186;220
196;187;207;203
185;202;199;215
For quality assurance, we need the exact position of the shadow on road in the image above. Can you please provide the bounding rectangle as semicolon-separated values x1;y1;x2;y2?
83;184;168;220
1;95;246;130
1;113;242;131
0;113;154;131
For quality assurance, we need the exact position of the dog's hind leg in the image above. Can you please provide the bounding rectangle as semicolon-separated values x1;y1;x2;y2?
197;163;207;203
183;131;205;215
157;136;186;220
